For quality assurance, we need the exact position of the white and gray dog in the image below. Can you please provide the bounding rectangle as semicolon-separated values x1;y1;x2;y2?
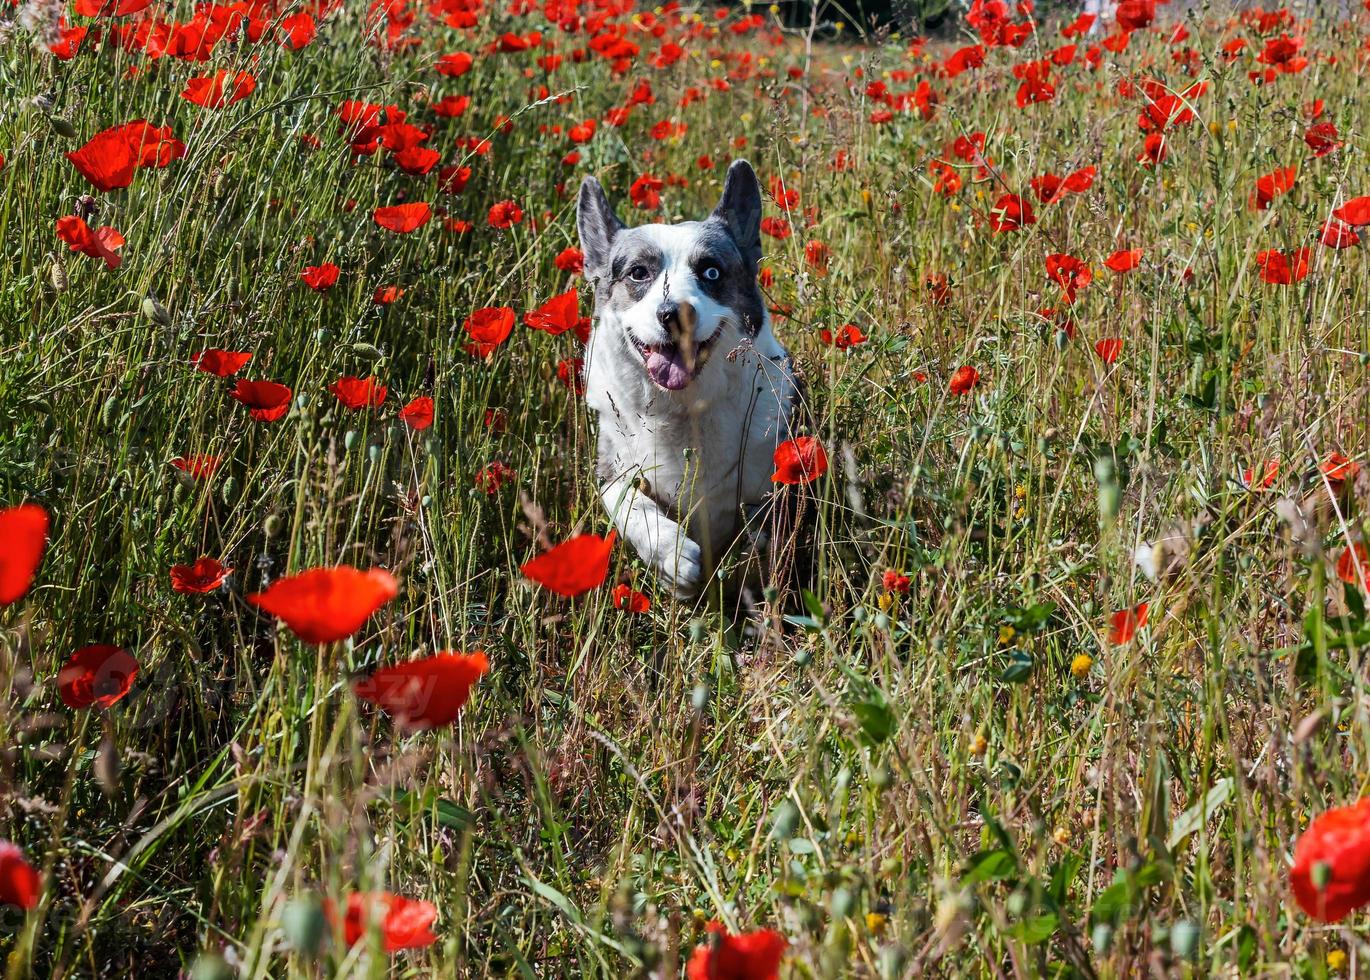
577;160;799;599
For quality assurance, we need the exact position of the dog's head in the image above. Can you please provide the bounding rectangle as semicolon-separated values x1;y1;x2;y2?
577;160;766;392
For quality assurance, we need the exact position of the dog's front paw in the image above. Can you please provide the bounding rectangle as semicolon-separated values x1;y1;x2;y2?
656;536;705;599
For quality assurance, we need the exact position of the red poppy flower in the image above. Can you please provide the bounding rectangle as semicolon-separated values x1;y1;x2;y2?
557;358;585;395
437;165;472;195
435;51;474;76
1304;121;1341;158
1108;603;1149;644
1320;221;1360;250
882;570;912;594
352;651;489;729
55;215;125;270
58;645;139;709
193;349;252;377
1241;459;1279;489
988;194;1035;233
118;121;184;169
373;286;405;305
1249;166;1297;211
170;557;231;594
1332;197;1370;228
1137;133;1167;168
819;324;867;350
329;376;387;410
332;892;439;951
611;583;650;613
398;396;434;430
279;12;316;49
1291;798;1370;922
181;70;256;109
65;128;138;192
1255;248;1311;286
0;504;48;607
554;247;584;274
474;460;516;494
1045;253;1091;301
760;217;792;240
1103;249;1143;273
1338;543;1369;591
0;843;40;911
949;365;980;395
171;455;220;479
686;923;787;980
1322;453;1361;483
248;566;398;645
300;264;340;291
521;532;616;597
629;174;664;210
1094;338;1124;364
804;240;831;273
771;437;828;485
524;289;579;334
463;306;516;358
487;200;525;228
230;380;294;422
372;203;431;234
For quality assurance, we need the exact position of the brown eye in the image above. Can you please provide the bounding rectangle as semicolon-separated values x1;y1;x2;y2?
628;264;651;282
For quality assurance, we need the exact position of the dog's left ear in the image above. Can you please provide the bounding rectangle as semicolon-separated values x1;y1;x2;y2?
712;159;762;270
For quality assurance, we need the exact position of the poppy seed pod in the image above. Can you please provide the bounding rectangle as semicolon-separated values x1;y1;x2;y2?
142;295;170;326
50;116;77;138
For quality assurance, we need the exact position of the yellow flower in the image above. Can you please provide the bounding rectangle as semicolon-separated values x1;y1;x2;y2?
1071;653;1093;678
998;624;1016;647
1014;483;1027;500
878;591;895;612
1228;118;1238;132
971;733;988;756
1052;826;1070;846
768;3;780;12
865;912;888;935
1327;949;1348;973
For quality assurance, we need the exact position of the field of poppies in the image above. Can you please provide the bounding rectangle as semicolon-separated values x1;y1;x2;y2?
2;0;1370;974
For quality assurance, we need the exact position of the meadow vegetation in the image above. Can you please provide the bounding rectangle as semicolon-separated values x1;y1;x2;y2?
1;0;1369;975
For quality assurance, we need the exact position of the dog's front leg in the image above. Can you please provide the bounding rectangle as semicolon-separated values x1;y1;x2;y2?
601;475;704;598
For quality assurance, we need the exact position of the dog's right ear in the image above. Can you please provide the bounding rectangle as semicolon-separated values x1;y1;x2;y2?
577;176;623;282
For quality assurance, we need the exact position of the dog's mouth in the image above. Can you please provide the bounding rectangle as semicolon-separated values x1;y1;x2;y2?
637;335;717;391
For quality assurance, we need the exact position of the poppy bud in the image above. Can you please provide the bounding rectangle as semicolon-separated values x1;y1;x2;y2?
344;430;359;451
1170;919;1200;959
367;444;381;466
351;343;384;361
220;477;237;504
188;953;233;980
874;612;890;632
852;606;867;623
142;295;171;326
769;799;800;840
100;395;119;429
282;895;328;956
1054;329;1069;350
830;886;855;919
263;515;282;539
793;648;812;666
50;116;77;138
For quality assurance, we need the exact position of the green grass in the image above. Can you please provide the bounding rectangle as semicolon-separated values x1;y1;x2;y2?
2;0;1369;976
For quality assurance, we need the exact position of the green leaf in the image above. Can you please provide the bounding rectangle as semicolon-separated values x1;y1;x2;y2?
962;848;1016;886
851;697;895;745
1090;880;1131;925
1001;650;1034;683
1008;912;1059;944
1166;777;1233;850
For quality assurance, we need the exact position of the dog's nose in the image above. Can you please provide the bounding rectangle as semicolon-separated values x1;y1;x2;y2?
656;300;697;340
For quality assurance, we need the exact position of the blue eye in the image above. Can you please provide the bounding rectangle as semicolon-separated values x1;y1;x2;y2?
702;266;721;281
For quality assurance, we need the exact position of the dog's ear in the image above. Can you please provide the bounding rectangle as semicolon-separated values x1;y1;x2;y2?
577;176;623;282
712;159;762;269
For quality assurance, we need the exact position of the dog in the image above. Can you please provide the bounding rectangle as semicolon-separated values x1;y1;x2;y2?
576;160;800;599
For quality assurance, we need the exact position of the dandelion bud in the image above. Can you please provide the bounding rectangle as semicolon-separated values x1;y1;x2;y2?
142;295;171;326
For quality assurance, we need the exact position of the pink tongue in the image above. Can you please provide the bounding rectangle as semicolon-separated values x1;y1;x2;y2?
646;347;692;390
